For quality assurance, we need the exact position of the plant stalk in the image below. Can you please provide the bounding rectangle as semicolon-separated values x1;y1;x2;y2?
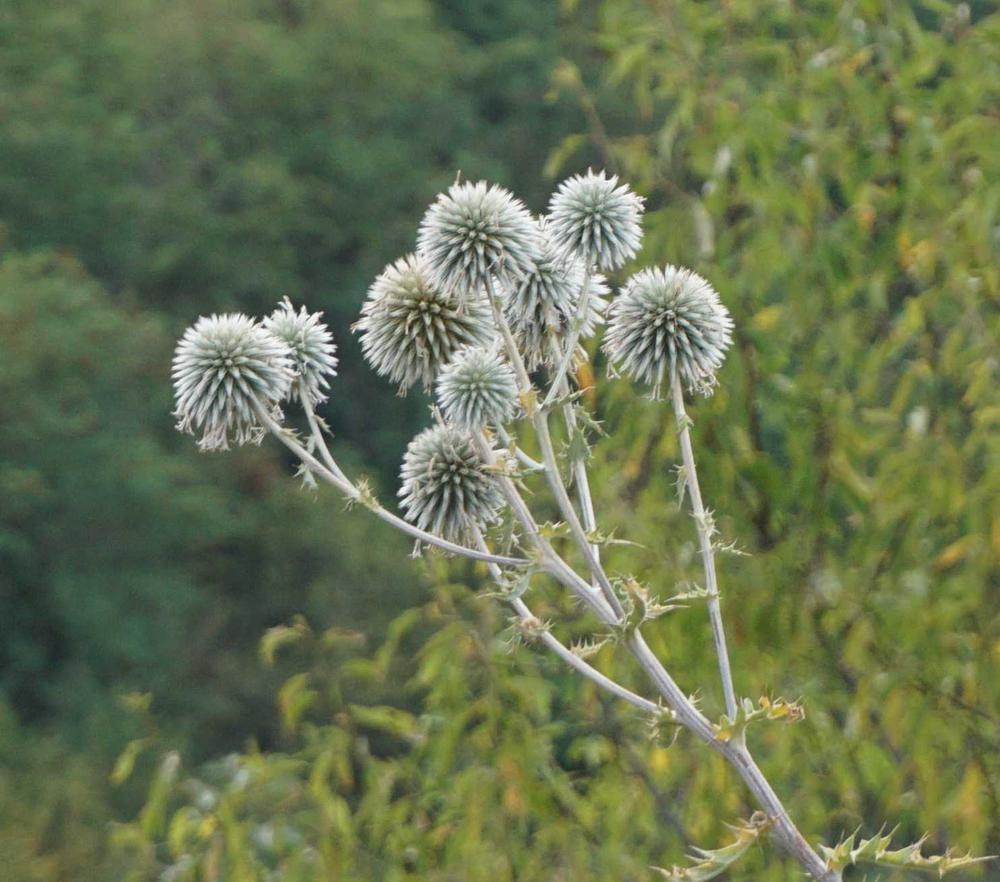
670;369;738;720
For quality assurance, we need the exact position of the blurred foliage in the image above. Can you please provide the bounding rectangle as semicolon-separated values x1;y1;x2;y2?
1;0;998;880
0;0;582;471
0;250;420;755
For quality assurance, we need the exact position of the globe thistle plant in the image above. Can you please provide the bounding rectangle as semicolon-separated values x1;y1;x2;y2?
417;180;540;297
436;345;519;428
398;424;504;543
172;313;294;451
263;298;338;406
504;221;609;369
547;169;644;270
169;169;972;882
603;265;733;397
354;254;493;393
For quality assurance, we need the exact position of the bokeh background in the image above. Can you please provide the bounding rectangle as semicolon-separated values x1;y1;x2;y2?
1;1;998;879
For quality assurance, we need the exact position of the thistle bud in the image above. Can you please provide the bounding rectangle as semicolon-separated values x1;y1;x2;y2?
172;314;294;451
354;254;493;393
546;169;644;270
603;265;733;397
436;346;519;428
262;298;338;406
417;180;539;297
503;220;608;369
398;425;504;543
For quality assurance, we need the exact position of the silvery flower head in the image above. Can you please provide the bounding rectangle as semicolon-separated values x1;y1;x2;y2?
436;345;519;429
262;298;338;406
172;313;294;451
354;254;493;393
603;265;733;397
504;219;609;369
398;424;504;543
547;169;644;270
417;180;540;298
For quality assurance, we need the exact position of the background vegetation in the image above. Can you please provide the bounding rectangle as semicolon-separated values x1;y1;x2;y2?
0;1;997;879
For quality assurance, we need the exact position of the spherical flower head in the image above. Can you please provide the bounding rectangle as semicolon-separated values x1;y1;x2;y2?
547;169;644;270
262;297;338;406
172;313;294;451
603;266;733;398
398;424;503;543
504;220;609;369
436;346;519;428
354;254;494;393
417;180;540;298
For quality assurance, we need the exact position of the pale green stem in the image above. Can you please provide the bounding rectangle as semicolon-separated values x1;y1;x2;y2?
482;276;622;617
549;338;602;585
496;425;544;472
301;396;350;485
669;369;737;720
543;262;594;408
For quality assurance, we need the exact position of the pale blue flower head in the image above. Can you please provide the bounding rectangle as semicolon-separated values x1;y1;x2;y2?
172;313;294;451
354;254;493;393
417;180;540;298
604;265;733;397
398;424;503;542
263;298;338;406
436;345;519;428
547;169;644;270
504;219;608;369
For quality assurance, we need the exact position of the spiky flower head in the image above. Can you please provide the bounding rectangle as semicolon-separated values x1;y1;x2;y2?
354;254;493;393
504;220;609;369
262;298;338;406
436;346;519;428
603;265;733;397
172;313;294;451
547;169;644;270
398;424;503;542
417;180;540;298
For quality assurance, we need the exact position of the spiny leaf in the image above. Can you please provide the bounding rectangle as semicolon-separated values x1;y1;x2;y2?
713;696;805;742
569;636;611;659
584;527;644;549
652;812;772;881
820;828;996;876
613;578;686;637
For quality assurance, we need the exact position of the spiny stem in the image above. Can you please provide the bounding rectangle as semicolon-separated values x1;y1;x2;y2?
543;263;594;408
301;396;350;484
670;368;738;720
549;338;602;587
471;431;614;623
496;425;545;472
482;278;623;618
